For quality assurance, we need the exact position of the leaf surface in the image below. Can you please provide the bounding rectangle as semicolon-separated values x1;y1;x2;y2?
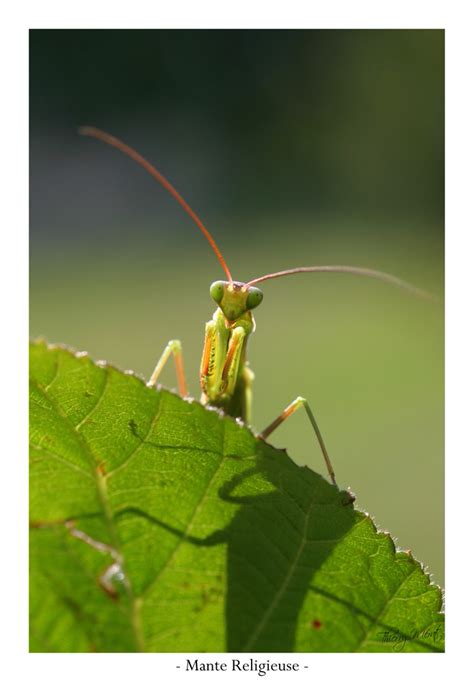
29;341;444;652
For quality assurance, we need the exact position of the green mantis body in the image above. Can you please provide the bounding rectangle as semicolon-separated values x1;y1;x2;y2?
80;127;435;487
200;281;259;421
147;282;259;422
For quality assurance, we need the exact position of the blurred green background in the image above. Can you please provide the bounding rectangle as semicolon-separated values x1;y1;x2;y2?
30;30;444;586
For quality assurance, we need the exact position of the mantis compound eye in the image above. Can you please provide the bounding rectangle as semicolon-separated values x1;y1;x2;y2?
210;281;226;304
246;287;264;310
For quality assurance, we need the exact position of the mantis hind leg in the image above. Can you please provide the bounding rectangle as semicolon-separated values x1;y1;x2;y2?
259;396;337;486
147;339;188;397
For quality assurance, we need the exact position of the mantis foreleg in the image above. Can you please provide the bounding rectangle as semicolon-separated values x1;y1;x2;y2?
147;339;188;397
259;396;337;486
200;314;251;420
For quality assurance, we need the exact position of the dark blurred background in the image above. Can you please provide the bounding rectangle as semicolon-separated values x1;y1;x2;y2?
30;30;444;585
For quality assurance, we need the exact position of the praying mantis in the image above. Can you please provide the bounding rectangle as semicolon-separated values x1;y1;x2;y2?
80;127;435;487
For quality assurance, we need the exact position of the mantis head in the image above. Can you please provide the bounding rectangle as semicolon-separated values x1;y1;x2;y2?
210;281;263;322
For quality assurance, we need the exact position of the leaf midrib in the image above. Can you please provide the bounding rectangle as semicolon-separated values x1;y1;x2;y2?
242;478;319;652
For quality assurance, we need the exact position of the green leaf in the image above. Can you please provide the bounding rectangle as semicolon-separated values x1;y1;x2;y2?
29;340;444;653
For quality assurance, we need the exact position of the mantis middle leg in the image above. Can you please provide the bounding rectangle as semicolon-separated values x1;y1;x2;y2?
147;339;188;397
259;396;337;486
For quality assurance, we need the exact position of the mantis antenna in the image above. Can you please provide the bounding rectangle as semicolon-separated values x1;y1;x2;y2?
79;126;233;282
246;265;438;302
